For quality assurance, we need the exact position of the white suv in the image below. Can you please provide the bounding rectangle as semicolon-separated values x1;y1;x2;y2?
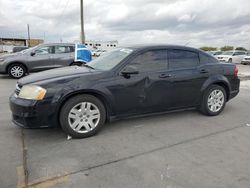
216;51;246;64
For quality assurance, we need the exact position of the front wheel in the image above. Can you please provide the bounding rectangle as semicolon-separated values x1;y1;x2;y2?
59;94;106;138
228;59;232;63
200;85;226;116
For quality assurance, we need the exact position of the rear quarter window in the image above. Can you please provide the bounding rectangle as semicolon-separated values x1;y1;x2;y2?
209;56;219;64
199;53;218;64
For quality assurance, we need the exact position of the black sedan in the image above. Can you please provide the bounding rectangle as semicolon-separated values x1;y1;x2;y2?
9;45;240;138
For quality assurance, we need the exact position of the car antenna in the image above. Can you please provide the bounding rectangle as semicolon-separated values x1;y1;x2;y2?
184;41;191;46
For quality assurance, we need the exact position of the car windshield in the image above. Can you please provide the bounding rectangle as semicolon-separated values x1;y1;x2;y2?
87;48;133;71
19;46;37;54
222;51;234;55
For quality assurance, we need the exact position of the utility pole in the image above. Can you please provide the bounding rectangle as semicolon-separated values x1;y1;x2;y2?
80;0;85;44
27;24;31;47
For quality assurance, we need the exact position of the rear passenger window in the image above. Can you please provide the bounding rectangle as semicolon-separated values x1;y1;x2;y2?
169;50;199;69
236;52;246;55
129;49;168;72
55;46;74;54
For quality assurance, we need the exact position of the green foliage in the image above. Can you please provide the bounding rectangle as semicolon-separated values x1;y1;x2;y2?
235;47;247;51
220;46;234;51
200;47;217;51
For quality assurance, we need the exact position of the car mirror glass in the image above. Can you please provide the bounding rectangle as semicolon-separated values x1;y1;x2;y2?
30;52;36;56
121;65;139;76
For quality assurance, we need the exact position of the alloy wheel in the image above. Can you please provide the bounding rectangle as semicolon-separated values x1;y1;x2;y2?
207;89;225;113
68;102;100;133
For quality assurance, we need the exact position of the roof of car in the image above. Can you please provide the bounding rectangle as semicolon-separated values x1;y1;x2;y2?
40;43;75;46
123;44;200;52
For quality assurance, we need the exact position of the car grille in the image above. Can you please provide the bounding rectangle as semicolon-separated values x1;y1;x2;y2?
244;58;250;61
15;84;22;96
217;57;223;59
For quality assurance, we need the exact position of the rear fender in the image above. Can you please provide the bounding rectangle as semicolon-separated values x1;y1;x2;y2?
201;75;231;101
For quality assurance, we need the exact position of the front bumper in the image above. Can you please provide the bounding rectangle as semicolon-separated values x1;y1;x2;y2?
218;59;229;63
9;94;58;128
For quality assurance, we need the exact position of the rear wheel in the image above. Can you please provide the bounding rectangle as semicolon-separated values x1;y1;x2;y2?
200;85;226;116
8;64;26;79
59;94;106;138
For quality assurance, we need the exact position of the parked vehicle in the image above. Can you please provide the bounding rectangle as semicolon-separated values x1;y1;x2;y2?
216;51;246;64
241;55;250;65
12;46;29;53
9;45;240;138
207;51;223;56
92;49;107;57
0;43;77;78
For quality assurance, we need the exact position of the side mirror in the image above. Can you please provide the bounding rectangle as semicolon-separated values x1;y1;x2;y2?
121;65;139;77
30;52;36;56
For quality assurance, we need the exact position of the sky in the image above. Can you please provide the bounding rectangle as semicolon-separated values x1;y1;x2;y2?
0;0;250;49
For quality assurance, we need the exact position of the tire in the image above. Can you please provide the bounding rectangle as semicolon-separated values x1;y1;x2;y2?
59;94;106;138
8;64;26;79
228;59;232;63
200;85;226;116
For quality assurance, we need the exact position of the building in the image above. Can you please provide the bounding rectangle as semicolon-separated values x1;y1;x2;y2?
0;37;44;53
85;40;118;51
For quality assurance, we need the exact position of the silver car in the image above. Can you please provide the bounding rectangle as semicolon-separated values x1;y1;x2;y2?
0;43;78;78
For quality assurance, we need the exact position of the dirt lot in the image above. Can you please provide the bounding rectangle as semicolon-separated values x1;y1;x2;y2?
0;72;250;188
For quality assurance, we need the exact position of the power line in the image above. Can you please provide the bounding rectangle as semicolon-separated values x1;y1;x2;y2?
59;0;70;19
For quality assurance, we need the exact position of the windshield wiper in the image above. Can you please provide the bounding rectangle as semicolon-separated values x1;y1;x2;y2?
82;64;95;70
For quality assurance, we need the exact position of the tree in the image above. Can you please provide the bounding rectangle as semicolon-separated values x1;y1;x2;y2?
235;47;247;51
200;47;217;51
220;46;234;51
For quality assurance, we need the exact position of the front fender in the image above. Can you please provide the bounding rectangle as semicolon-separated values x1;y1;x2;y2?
50;84;117;120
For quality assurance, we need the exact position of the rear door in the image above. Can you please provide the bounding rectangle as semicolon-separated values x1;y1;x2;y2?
167;49;208;108
52;45;75;67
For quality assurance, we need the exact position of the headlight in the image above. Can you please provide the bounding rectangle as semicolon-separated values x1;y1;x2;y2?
18;85;47;100
0;58;5;62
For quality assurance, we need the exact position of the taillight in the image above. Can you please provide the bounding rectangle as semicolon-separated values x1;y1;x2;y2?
234;66;238;77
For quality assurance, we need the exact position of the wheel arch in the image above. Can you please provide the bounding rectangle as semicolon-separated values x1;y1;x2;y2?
201;78;231;101
6;61;28;73
56;90;113;125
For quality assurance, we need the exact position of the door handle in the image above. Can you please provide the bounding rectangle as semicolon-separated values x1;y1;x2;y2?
159;73;171;78
200;69;209;74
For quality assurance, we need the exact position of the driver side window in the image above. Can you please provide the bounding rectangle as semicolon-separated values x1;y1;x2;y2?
34;46;53;55
128;49;168;73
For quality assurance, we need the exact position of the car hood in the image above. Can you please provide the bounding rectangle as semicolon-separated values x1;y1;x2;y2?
0;53;19;59
18;66;95;85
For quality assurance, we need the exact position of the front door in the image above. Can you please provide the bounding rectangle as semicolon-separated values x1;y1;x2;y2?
111;49;171;116
28;46;55;72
